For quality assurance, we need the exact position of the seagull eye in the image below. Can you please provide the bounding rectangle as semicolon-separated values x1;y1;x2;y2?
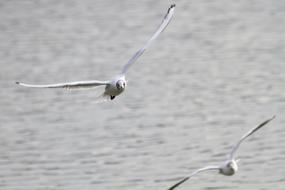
116;82;120;89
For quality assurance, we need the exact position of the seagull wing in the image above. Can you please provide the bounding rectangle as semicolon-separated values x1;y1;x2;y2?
167;166;220;190
229;116;276;160
16;80;110;89
120;4;175;75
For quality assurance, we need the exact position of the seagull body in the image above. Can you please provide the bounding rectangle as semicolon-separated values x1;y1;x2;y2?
168;116;275;190
219;159;238;176
16;4;176;100
104;75;126;99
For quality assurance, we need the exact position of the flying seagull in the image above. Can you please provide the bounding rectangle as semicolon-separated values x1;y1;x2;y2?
16;4;176;100
167;116;276;190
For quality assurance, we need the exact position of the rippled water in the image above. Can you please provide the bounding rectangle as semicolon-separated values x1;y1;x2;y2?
0;0;285;189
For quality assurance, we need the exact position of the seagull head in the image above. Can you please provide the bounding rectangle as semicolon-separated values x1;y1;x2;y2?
227;160;239;173
220;160;238;176
116;80;126;90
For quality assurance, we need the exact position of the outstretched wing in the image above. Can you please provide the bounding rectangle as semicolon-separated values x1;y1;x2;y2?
120;4;175;75
16;80;110;89
168;166;219;190
229;116;276;159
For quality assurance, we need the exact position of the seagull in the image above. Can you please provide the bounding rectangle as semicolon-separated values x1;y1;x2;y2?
16;4;176;100
167;116;276;190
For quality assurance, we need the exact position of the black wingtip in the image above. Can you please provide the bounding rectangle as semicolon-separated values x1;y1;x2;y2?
15;81;20;85
168;177;189;190
256;115;276;130
266;115;276;124
167;4;176;13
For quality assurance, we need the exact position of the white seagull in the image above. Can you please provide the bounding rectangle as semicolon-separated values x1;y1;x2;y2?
16;4;176;100
168;116;276;190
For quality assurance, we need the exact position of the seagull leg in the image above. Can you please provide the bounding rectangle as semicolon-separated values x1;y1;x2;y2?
110;96;115;100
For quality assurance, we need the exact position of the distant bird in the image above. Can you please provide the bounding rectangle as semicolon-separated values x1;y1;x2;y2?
16;4;176;101
168;116;276;190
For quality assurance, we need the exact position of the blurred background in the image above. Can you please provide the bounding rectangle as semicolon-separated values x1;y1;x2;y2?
0;0;284;189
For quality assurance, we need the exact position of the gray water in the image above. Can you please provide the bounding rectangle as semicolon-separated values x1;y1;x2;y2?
0;0;285;189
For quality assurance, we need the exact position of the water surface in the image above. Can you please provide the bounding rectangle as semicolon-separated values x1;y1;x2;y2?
0;0;284;189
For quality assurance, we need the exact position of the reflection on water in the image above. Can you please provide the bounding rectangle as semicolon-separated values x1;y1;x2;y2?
0;0;284;190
